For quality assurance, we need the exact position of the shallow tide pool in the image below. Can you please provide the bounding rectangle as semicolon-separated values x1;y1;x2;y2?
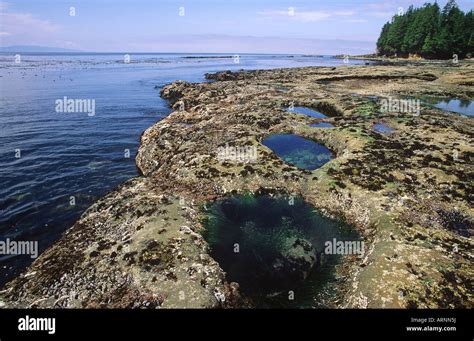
429;98;474;117
262;134;333;170
289;106;327;119
373;123;394;134
310;122;334;128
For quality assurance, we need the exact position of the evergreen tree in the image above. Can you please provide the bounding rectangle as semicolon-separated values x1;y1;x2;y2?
463;10;474;57
385;13;408;55
401;6;419;55
437;0;465;58
376;0;471;59
376;22;391;55
421;3;441;57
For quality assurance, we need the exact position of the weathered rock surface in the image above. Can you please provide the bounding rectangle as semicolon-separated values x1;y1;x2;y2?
276;237;317;283
1;62;473;308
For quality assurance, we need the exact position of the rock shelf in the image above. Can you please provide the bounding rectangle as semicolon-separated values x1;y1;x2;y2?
1;62;473;308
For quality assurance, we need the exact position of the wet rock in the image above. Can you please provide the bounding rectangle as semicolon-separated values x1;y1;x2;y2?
274;237;317;283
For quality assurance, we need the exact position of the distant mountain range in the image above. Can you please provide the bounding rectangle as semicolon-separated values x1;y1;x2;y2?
0;45;82;53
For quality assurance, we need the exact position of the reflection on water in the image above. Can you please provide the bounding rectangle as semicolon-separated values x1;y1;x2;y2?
430;98;474;117
289;106;327;118
310;122;334;128
374;123;394;134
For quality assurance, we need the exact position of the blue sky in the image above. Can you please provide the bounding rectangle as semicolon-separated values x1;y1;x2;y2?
1;0;472;54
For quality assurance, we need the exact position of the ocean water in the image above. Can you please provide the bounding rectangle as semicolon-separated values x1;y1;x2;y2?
0;53;369;286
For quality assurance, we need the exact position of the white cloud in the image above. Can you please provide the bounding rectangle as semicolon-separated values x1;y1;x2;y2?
258;8;357;23
0;2;10;11
0;12;60;37
367;11;395;18
121;34;375;55
344;19;369;23
365;2;398;11
363;1;399;18
334;11;355;16
294;11;332;22
0;31;11;36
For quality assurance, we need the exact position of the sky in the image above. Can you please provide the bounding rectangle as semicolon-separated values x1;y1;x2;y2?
0;0;472;54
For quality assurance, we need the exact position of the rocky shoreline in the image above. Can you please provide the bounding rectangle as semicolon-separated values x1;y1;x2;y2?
1;62;473;308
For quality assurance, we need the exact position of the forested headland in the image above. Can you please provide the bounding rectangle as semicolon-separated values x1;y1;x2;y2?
376;0;473;59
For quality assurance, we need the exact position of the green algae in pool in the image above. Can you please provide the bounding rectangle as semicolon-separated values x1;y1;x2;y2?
262;134;332;170
202;194;360;308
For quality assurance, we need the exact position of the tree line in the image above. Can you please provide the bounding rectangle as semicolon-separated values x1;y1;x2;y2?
376;0;473;59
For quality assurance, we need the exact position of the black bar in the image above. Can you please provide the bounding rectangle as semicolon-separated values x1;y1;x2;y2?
0;309;471;340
